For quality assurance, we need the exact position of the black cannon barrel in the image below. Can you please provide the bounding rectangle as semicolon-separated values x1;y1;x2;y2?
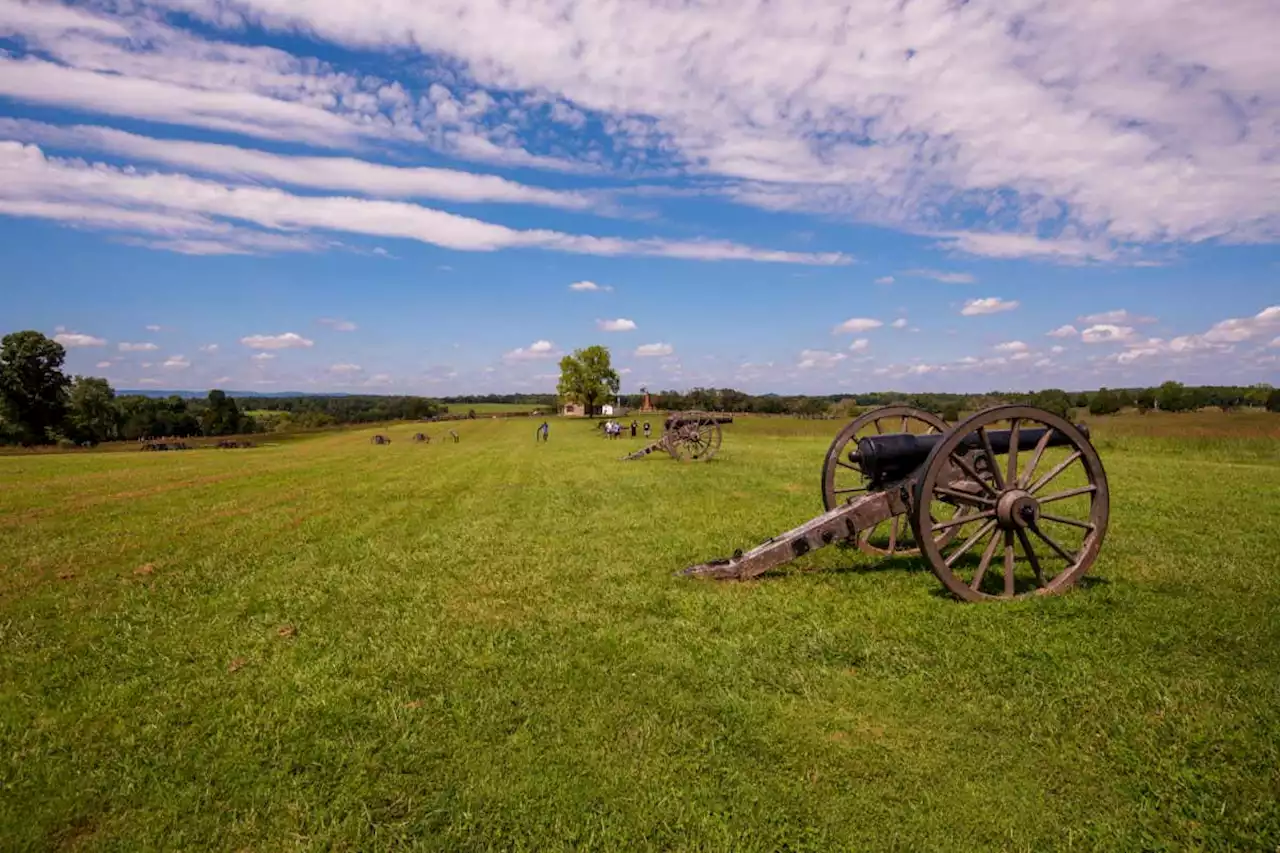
666;414;734;427
855;424;1089;484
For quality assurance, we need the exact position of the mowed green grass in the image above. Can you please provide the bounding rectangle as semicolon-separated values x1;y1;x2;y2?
2;412;1278;851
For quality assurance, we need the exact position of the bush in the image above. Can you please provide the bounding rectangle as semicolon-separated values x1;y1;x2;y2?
1267;389;1280;413
941;403;962;422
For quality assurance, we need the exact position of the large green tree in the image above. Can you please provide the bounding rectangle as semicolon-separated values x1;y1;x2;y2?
0;330;71;444
556;345;620;417
67;376;119;444
201;389;244;436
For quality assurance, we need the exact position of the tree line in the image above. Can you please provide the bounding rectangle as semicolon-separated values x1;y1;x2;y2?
0;331;447;446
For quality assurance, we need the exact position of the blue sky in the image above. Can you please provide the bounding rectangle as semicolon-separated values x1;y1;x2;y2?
0;0;1277;395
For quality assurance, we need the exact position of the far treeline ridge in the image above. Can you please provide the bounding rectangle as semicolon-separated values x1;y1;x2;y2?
1;331;1277;446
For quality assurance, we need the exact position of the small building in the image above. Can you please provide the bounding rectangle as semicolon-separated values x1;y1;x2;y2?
561;402;586;417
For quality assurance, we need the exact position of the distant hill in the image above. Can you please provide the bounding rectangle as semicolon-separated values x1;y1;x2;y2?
118;389;353;399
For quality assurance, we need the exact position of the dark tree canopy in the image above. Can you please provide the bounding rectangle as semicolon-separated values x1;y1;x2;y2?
67;376;119;444
0;330;71;444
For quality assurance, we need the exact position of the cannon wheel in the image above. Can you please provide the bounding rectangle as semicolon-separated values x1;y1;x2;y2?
821;405;951;556
669;411;722;462
911;405;1110;602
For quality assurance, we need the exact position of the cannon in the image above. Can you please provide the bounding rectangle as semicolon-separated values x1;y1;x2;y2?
682;404;1109;602
621;411;732;462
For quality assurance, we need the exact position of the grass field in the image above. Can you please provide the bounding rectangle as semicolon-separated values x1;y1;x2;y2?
2;411;1278;851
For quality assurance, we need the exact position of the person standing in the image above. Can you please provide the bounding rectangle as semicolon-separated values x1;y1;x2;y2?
630;420;637;437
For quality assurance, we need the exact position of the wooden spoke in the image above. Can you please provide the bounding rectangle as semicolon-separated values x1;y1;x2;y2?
969;527;1002;590
978;426;1006;490
833;486;866;495
933;486;995;507
1018;428;1055;489
1006;418;1020;490
873;419;883;434
1038;484;1097;504
946;519;997;568
949;452;998;497
1038;512;1095;530
836;460;860;472
1016;528;1044;586
1028;450;1082;495
887;517;899;555
932;509;995;533
1003;530;1015;597
1031;525;1078;564
901;415;909;433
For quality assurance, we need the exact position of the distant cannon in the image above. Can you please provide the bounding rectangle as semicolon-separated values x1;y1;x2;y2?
681;405;1109;602
621;411;731;462
370;434;391;445
412;433;430;443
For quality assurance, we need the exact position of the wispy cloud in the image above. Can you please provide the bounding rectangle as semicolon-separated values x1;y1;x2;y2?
317;318;357;332
569;280;612;292
834;317;883;334
635;343;673;357
994;341;1029;353
798;349;847;369
1047;325;1079;338
240;332;314;349
199;343;219;352
1078;309;1157;325
961;298;1019;316
251;352;277;361
1081;324;1137;344
54;331;106;347
903;269;976;284
162;354;190;369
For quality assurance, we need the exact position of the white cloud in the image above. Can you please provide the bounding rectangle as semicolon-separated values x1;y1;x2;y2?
597;318;637;332
635;343;674;357
145;324;162;332
1047;325;1079;338
903;269;976;284
934;232;1116;262
890;318;908;329
504;339;559;360
328;363;363;374
212;376;231;384
848;338;870;352
162;354;190;369
1050;345;1066;354
798;349;847;369
118;341;158;352
53;331;106;347
317;318;357;332
95;360;112;368
1033;358;1053;367
1081;324;1137;344
199;343;219;352
834;317;883;334
994;341;1029;353
1078;309;1156;325
240;332;314;349
251;352;276;361
1271;336;1280;348
364;373;393;387
569;280;612;292
961;298;1019;316
0;143;851;265
1200;305;1280;343
875;276;895;285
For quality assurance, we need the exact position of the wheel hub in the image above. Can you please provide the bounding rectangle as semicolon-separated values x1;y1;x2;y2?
996;489;1040;530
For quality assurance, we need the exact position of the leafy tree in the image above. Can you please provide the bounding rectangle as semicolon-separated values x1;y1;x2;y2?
1266;389;1280;413
1089;387;1121;416
1030;388;1072;419
1157;380;1187;412
1073;393;1090;408
795;396;829;418
0;330;71;444
1135;388;1155;413
201;389;245;436
66;376;119;443
1115;388;1134;408
556;345;620;417
941;402;962;422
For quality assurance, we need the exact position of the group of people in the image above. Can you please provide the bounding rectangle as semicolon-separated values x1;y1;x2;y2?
603;419;650;439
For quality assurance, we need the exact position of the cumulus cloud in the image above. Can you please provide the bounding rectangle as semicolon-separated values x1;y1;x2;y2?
569;280;612;292
798;349;847;369
903;269;976;284
317;318;357;331
597;318;637;332
1078;309;1156;325
240;332;314;349
834;317;883;334
634;343;674;357
848;339;870;352
994;341;1029;353
1047;325;1079;338
890;318;908;329
1081;324;1137;344
961;298;1019;316
53;331;106;347
1200;305;1279;343
504;339;559;360
162;354;190;369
